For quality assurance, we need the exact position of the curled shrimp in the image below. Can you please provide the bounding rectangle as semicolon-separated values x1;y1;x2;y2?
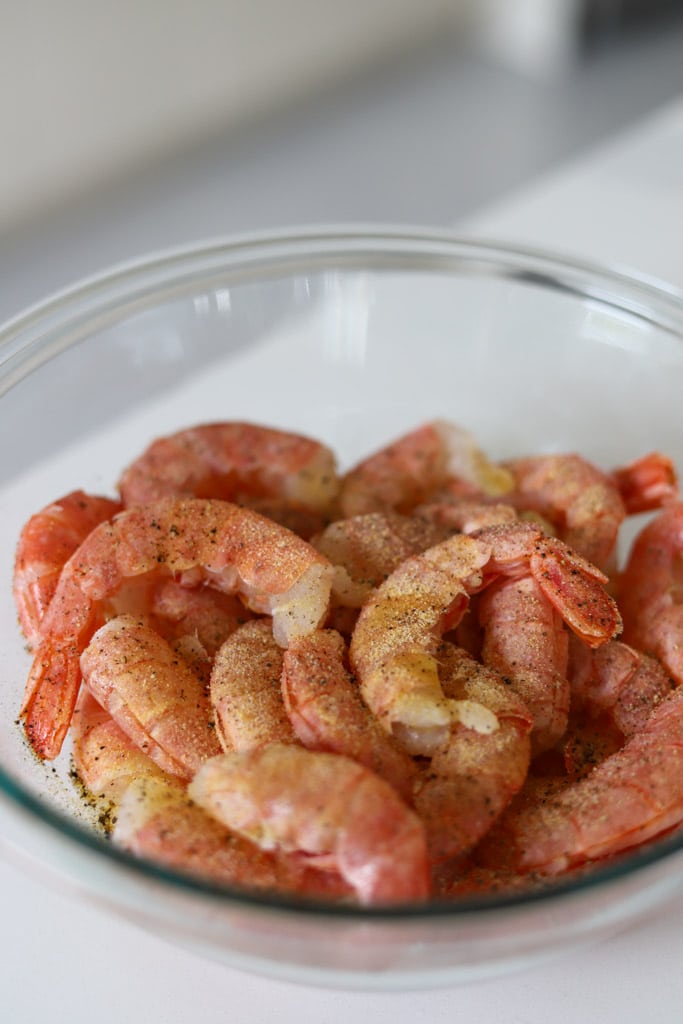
349;521;621;756
339;420;513;518
504;453;626;569
210;619;297;752
115;775;349;898
281;629;416;803
477;685;683;875
563;637;675;778
118;421;340;514
189;744;430;905
80;615;221;780
414;644;533;861
619;503;683;685
312;511;450;608
13;490;122;647
21;498;333;760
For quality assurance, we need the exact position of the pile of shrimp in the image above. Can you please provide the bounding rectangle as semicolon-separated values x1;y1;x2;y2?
13;418;683;906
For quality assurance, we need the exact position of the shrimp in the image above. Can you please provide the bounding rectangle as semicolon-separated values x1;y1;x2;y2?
13;490;122;647
339;420;513;518
476;685;683;875
503;453;626;569
115;775;350;898
281;629;416;803
312;511;450;608
568;637;675;738
610;451;679;514
21;498;333;760
80;615;222;780
71;690;167;807
210;619;297;752
478;576;570;755
413;644;533;860
349;521;621;756
563;638;674;779
149;578;251;655
189;745;430;905
118;422;340;514
619;503;683;686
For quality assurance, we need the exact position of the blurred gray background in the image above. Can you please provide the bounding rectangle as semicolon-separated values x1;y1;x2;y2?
1;0;682;322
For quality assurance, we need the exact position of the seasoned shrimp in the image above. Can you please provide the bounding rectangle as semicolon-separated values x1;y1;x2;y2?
339;420;513;518
414;644;533;860
504;453;626;569
115;775;349;898
610;451;679;514
81;615;221;780
22;498;333;760
71;690;167;806
312;511;450;608
118;421;339;513
13;490;122;647
349;522;621;756
281;629;416;803
149;578;251;655
210;619;297;752
478;576;570;755
619;503;683;685
563;637;674;779
189;744;430;905
477;685;683;875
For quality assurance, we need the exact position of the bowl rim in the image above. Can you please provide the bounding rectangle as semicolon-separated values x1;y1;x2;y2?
3;224;683;922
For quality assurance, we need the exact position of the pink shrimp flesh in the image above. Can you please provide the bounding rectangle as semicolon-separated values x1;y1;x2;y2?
13;490;122;647
349;521;621;756
503;453;626;569
80;615;222;780
413;644;533;861
210;618;297;752
477;685;683;875
21;498;333;760
610;452;679;515
281;628;416;803
118;421;340;513
619;503;683;684
339;420;513;518
189;744;430;904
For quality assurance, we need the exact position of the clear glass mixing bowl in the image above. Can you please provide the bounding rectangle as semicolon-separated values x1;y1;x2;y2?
1;228;683;990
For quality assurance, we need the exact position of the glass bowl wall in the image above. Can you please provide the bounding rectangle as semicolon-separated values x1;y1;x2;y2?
1;229;683;990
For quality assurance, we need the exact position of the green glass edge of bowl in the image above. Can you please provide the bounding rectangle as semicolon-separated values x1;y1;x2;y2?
2;225;683;922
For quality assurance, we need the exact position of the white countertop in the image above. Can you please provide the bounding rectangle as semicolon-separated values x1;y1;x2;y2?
3;86;683;1024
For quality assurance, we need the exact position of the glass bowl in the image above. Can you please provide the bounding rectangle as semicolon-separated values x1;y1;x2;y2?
2;227;683;991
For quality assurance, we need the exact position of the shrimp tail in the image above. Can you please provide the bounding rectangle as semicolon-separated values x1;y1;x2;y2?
21;642;83;760
529;541;622;647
